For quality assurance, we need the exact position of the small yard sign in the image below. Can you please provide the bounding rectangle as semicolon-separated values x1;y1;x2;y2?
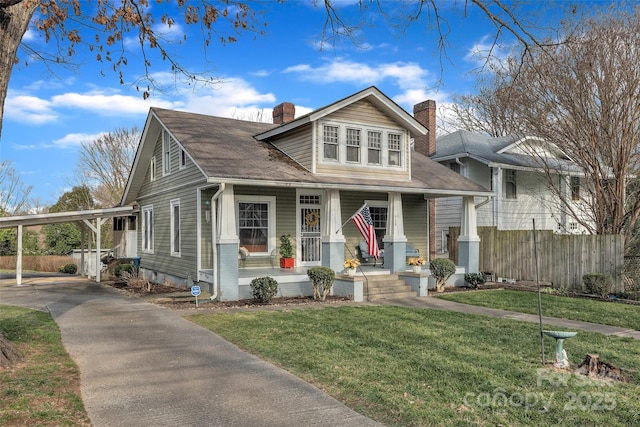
191;285;201;307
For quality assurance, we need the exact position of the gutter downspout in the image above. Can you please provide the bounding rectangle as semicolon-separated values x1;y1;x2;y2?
210;183;225;301
475;196;492;210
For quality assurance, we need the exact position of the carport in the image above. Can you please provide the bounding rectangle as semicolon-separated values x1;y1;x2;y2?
0;206;136;285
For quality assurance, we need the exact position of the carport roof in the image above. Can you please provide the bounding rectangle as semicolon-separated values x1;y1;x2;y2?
0;206;136;229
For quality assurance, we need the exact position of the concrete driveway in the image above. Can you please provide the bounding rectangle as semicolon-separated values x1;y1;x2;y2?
0;275;381;427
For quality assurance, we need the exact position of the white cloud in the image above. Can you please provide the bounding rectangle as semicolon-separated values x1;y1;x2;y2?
4;93;57;124
181;77;276;118
465;35;513;70
51;132;106;149
51;90;180;115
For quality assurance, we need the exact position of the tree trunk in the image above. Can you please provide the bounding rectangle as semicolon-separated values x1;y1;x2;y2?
0;0;38;139
576;353;626;382
0;333;22;368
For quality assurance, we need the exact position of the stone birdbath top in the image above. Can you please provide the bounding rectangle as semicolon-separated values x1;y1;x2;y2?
543;330;577;369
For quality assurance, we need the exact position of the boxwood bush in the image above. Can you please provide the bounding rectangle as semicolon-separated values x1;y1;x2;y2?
430;258;456;292
307;266;335;301
583;273;612;297
58;263;77;274
250;276;279;303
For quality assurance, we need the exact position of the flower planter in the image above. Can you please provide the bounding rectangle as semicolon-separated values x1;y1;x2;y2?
280;257;294;269
347;268;356;276
412;265;422;273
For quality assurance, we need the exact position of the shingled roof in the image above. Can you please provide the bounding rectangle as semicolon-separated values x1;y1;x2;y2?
149;107;490;196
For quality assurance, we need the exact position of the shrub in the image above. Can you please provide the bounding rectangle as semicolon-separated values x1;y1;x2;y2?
115;263;134;277
250;276;279;303
430;258;456;292
583;273;612;297
120;268;152;292
464;272;485;289
307;267;335;301
58;263;77;274
279;234;294;258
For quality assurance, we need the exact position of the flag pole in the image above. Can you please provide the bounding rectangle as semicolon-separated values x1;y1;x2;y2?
335;203;367;234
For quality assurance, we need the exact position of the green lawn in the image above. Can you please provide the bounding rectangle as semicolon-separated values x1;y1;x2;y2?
438;289;640;330
0;305;89;426
187;306;640;427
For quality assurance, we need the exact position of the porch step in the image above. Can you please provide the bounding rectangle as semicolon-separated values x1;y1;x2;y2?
362;274;418;301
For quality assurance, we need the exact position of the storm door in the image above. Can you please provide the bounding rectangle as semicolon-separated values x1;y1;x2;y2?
299;193;321;266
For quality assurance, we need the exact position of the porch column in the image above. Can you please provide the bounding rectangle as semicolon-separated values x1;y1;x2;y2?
16;225;22;286
217;184;239;301
321;189;346;273
458;196;480;273
383;192;407;273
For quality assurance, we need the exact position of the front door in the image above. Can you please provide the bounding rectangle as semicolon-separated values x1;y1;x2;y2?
299;193;321;266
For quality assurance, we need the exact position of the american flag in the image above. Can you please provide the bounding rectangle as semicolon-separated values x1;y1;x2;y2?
352;205;380;258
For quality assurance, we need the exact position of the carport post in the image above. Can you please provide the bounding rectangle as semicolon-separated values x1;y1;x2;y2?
16;225;22;286
83;217;107;283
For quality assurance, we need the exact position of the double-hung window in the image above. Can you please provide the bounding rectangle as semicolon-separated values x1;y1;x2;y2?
142;205;154;253
149;156;156;181
571;176;580;201
368;131;382;165
323;125;339;161
170;199;181;256
237;196;276;254
346;128;361;163
388;133;401;166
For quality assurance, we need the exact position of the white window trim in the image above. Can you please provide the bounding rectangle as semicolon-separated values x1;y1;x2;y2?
162;130;172;176
150;156;156;182
322;124;340;162
235;195;277;256
142;205;154;254
170;199;181;257
319;120;405;169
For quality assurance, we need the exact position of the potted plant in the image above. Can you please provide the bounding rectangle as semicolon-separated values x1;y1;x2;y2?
344;258;360;276
407;256;426;273
279;234;294;268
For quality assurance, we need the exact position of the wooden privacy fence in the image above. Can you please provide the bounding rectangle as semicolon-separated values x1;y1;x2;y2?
448;227;624;292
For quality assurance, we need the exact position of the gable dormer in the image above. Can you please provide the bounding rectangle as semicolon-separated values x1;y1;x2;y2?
255;86;427;182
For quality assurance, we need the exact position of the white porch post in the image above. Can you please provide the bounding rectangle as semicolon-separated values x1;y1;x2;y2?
383;192;407;273
83;218;107;282
216;184;239;301
16;225;23;286
322;189;346;272
458;196;480;273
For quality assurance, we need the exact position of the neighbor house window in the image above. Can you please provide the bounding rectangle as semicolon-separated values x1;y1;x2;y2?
150;156;156;181
237;196;276;254
388;133;401;166
162;130;171;175
142;205;154;252
368;131;381;165
170;199;181;256
323;125;339;160
449;162;461;174
571;176;580;201
505;170;517;199
180;148;187;169
346;128;361;163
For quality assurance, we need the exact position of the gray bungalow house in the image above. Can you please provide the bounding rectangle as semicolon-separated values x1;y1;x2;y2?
118;87;492;301
431;130;590;254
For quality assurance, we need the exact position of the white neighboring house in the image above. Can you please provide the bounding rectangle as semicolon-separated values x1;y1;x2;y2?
431;130;591;254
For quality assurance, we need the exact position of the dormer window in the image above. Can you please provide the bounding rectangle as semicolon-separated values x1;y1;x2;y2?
367;131;382;165
346;128;361;162
320;121;405;168
323;125;339;160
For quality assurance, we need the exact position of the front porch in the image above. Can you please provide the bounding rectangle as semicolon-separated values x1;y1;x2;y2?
199;265;447;302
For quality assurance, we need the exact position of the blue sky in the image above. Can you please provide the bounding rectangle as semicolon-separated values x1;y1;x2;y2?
1;0;569;206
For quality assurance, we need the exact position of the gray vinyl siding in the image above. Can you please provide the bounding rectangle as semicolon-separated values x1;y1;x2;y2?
314;100;411;180
137;130;207;284
270;124;313;170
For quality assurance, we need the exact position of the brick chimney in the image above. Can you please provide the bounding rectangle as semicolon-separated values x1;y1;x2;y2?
272;102;295;125
413;99;437;261
413;100;437;156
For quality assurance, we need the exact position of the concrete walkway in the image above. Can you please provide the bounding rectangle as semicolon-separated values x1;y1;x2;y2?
376;295;640;340
0;276;381;427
